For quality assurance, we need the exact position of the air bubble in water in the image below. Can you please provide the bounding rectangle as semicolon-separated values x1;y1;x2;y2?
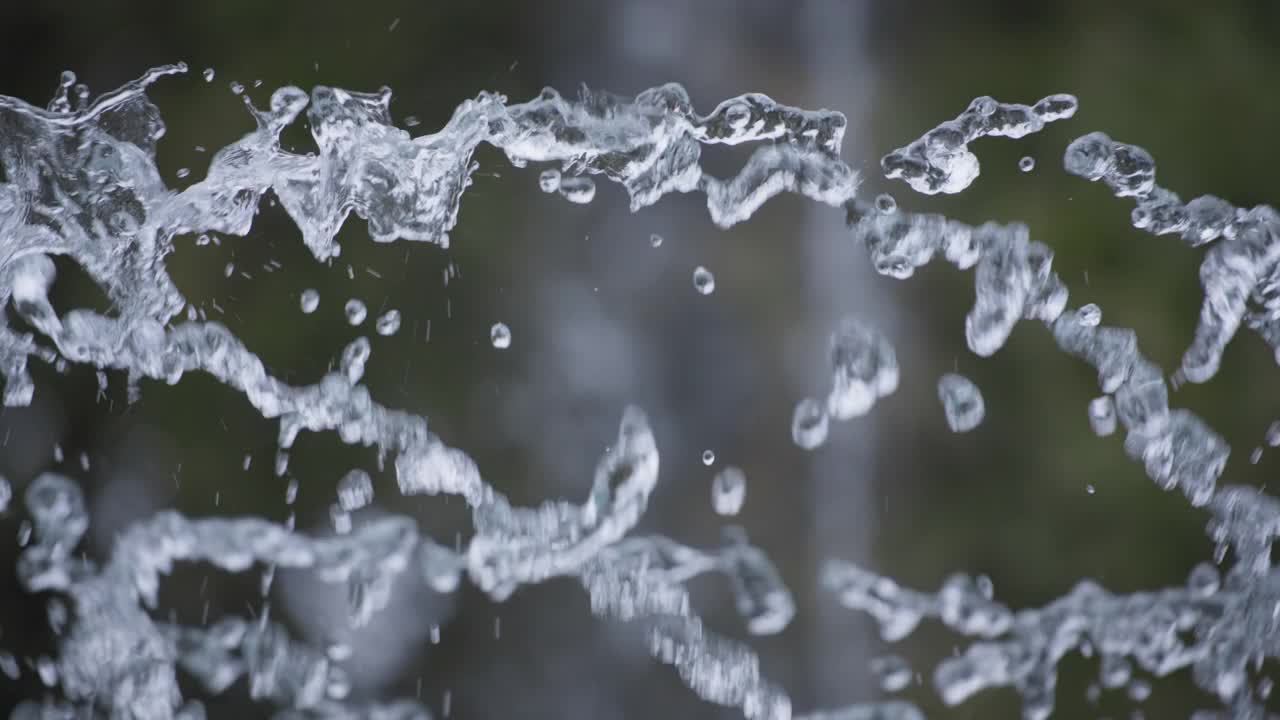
870;654;912;692
1077;303;1102;326
938;373;985;432
300;289;320;314
1019;156;1035;172
701;450;715;466
650;233;664;248
345;299;367;326
538;168;560;193
1088;396;1116;436
791;397;830;450
337;469;374;511
376;310;401;336
693;266;716;295
490;322;511;349
711;466;746;516
875;193;897;214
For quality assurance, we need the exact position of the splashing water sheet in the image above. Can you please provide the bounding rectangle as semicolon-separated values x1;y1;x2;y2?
0;56;1276;720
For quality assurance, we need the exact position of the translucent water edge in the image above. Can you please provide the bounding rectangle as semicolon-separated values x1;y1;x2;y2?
1;65;1278;719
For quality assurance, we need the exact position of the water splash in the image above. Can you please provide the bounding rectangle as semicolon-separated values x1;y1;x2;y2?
1063;131;1280;382
882;94;1077;195
1;64;1276;719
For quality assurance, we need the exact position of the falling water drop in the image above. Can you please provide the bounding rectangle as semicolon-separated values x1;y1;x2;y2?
337;469;374;512
791;397;830;450
375;310;401;336
344;299;367;326
538;168;561;193
1266;421;1280;447
701;450;715;466
711;466;746;516
202;68;215;82
875;193;897;214
869;654;912;692
300;289;320;314
1018;156;1035;172
558;176;596;204
938;373;985;432
490;323;511;349
693;266;716;295
1087;396;1116;436
650;233;664;248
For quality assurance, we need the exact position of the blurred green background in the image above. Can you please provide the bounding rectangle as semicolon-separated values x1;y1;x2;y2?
1;0;1279;717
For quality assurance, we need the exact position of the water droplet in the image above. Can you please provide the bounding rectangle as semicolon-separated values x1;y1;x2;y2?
538;168;561;193
344;299;367;326
300;289;320;314
693;266;715;295
701;450;715;466
405;115;421;127
202;68;215;82
1018;156;1035;172
558;175;595;203
1250;446;1263;464
229;81;244;96
874;193;897;214
870;654;912;692
1266;421;1280;447
650;233;664;248
376;309;401;336
490;322;511;349
1086;484;1096;494
938;373;985;432
337;469;374;512
1088;396;1116;437
176;167;190;179
711;466;746;516
791;397;830;450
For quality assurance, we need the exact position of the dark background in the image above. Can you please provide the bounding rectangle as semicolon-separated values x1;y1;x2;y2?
1;1;1279;717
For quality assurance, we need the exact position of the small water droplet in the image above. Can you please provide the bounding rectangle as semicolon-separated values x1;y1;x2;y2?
202;68;215;82
701;449;715;466
490;322;511;349
405;115;421;127
300;289;320;314
176;167;190;179
874;193;897;214
649;233;664;248
693;266;715;295
1086;484;1096;494
711;466;746;516
1019;156;1036;172
344;299;367;326
538;168;561;193
791;397;830;450
376;309;401;336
